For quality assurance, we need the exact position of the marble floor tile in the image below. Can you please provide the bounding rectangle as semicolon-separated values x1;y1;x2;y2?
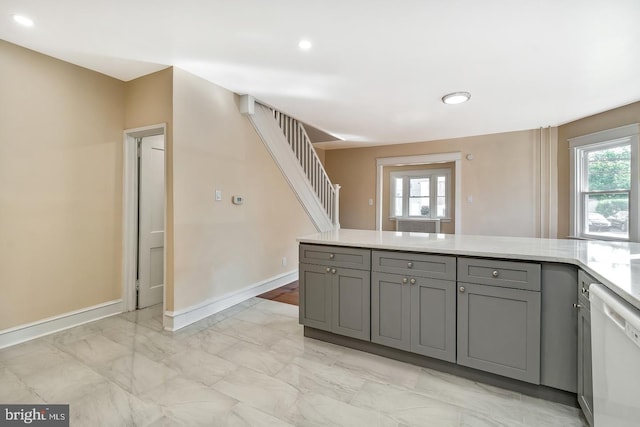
351;380;461;427
110;329;183;362
162;348;238;386
140;377;238;426
182;327;242;355
211;317;287;347
211;367;301;420
0;298;587;427
412;368;528;424
20;360;107;402
521;395;588;427
217;340;289;376
275;356;366;403
253;299;299;318
268;335;346;367
287;392;398;427
58;334;131;367
96;353;180;395
2;341;75;378
333;347;422;389
0;367;45;404
45;322;102;346
69;381;161;426
225;402;296;427
232;307;302;335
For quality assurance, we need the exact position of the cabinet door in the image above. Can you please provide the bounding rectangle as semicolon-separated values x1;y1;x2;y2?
410;278;456;362
577;304;594;426
457;282;541;384
371;272;411;351
331;267;371;340
299;263;332;331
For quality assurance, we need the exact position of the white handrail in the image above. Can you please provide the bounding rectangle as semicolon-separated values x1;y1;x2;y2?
271;108;339;227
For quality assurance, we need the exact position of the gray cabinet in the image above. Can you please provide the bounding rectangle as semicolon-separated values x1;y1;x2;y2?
457;258;541;384
371;251;456;362
299;245;371;341
299;263;332;331
540;264;579;393
577;270;595;427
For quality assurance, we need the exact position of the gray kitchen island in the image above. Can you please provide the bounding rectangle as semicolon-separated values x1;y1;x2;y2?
297;229;640;424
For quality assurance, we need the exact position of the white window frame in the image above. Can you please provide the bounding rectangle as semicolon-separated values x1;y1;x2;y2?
390;168;451;220
569;124;640;242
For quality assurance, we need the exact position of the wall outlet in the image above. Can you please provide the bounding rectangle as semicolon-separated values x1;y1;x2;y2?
215;190;222;201
282;257;287;267
368;198;374;206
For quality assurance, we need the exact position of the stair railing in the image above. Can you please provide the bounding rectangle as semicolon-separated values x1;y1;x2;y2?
271;108;340;228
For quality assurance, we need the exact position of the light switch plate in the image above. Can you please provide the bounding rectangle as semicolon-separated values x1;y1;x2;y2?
215;190;222;201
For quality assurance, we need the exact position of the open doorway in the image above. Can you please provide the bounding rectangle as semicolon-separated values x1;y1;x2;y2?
122;124;167;313
376;153;462;233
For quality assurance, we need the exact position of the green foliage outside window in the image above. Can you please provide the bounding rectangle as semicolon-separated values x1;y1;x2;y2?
588;146;630;191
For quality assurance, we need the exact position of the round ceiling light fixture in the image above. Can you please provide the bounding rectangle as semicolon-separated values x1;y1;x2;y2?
442;92;471;105
298;39;312;50
13;14;34;27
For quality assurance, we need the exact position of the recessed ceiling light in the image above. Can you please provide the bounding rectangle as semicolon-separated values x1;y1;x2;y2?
13;14;34;27
298;40;312;50
442;92;471;105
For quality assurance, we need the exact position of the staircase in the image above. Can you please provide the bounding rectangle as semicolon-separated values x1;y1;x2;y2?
240;95;340;232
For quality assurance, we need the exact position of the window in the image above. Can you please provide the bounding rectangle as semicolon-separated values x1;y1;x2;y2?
390;169;450;219
570;124;639;241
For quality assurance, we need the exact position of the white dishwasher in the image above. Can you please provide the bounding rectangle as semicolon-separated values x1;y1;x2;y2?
590;283;640;427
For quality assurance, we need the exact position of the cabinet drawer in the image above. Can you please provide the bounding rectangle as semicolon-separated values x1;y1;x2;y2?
458;258;540;291
578;270;597;309
300;244;371;270
372;250;456;281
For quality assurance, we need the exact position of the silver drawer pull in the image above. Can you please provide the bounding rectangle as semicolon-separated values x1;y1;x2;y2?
459;286;466;293
492;270;499;278
407;261;413;268
573;303;582;309
402;277;408;284
326;267;331;273
329;253;335;259
331;268;337;274
410;278;416;285
582;287;589;295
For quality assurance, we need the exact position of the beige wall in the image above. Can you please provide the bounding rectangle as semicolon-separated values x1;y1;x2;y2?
171;68;316;311
324;129;539;237
382;163;456;233
557;101;640;238
0;41;125;329
124;68;175;310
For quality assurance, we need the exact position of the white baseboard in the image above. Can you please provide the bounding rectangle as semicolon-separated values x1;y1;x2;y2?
0;300;123;349
164;270;298;331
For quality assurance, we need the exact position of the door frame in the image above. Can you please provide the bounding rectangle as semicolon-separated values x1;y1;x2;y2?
122;123;167;313
375;152;462;233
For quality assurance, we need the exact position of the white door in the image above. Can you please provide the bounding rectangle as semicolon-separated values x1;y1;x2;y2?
138;135;165;308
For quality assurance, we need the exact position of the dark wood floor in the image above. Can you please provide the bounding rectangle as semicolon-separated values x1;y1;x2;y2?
257;281;299;306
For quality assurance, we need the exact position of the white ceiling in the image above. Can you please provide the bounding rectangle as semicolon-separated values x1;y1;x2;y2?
2;0;640;147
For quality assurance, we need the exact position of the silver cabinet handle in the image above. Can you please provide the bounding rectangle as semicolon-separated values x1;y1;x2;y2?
402;277;408;284
573;303;582;309
331;268;337;274
492;270;499;278
410;278;416;285
329;253;335;259
326;267;331;273
582;287;589;295
407;262;413;268
459;286;466;293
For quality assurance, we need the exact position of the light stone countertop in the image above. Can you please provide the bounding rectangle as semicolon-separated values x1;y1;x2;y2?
298;228;640;310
